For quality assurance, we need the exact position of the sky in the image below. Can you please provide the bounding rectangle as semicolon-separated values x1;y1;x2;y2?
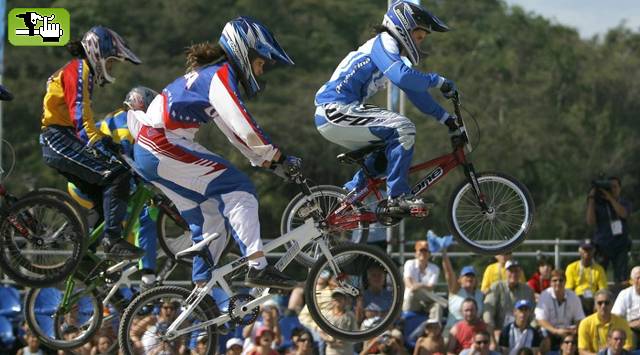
503;0;640;38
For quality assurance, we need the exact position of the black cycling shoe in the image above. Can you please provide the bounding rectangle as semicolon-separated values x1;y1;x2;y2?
102;239;145;261
245;265;297;289
387;195;430;217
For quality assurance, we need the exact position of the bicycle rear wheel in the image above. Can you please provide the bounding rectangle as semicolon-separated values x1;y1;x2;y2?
156;201;192;265
281;185;369;268
118;286;218;355
448;172;534;254
24;279;123;351
0;194;86;287
304;244;403;341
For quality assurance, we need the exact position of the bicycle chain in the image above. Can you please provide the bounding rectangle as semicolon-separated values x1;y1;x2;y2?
228;294;259;326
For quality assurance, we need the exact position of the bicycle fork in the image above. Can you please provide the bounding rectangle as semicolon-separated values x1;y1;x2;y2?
463;162;492;213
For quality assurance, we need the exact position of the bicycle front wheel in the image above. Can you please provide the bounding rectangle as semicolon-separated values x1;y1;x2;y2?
118;286;218;355
0;195;86;287
448;172;534;254
281;185;369;268
24;279;123;351
304;244;403;341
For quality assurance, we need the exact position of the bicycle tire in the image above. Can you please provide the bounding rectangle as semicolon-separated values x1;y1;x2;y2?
304;243;403;342
118;286;218;355
155;202;192;265
447;171;535;254
281;185;369;268
24;280;123;351
24;188;89;235
0;194;86;287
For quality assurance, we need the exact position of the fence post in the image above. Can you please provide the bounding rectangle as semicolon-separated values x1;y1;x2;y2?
554;238;561;269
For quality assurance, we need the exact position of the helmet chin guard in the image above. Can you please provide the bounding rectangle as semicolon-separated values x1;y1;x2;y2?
219;16;294;98
382;1;449;65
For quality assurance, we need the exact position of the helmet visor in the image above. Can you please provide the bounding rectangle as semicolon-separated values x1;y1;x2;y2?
413;8;449;33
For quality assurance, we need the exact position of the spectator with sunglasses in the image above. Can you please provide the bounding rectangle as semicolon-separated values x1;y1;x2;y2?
403;241;441;320
459;330;500;355
291;329;317;355
535;269;585;351
578;289;634;354
553;334;579;355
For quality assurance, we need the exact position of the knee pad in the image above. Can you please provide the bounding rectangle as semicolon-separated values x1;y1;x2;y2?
396;121;416;150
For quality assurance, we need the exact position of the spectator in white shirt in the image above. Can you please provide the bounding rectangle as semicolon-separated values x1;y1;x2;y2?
534;269;585;351
611;265;640;348
403;240;441;320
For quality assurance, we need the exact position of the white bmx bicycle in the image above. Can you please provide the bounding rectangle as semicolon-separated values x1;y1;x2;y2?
117;169;404;354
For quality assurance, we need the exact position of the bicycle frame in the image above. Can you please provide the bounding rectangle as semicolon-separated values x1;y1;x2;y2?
59;182;154;313
164;218;325;340
329;94;490;229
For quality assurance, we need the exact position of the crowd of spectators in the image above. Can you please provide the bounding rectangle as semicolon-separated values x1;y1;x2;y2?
1;175;635;355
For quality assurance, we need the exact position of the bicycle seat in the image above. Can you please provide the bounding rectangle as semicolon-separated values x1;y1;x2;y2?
337;142;386;165
175;232;221;260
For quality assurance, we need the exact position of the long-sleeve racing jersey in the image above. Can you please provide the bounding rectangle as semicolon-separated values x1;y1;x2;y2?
41;58;105;144
315;32;449;122
141;62;278;167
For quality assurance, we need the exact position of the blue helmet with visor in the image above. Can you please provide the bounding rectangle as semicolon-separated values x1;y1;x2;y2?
219;16;294;98
382;1;449;65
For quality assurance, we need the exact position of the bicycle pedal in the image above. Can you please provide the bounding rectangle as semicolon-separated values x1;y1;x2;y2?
410;207;430;218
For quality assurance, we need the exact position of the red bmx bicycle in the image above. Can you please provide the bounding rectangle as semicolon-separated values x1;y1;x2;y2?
282;92;534;265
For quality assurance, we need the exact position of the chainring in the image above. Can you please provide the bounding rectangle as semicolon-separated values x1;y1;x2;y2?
228;294;259;326
374;200;403;226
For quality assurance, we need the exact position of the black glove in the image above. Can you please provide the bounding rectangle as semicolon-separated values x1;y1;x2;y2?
0;85;13;101
440;78;458;99
271;155;303;182
444;115;459;133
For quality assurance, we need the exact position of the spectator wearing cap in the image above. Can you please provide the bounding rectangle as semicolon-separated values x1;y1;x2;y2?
578;289;634;354
225;337;243;355
413;318;445;355
248;326;278;355
356;262;393;325
481;253;527;294
483;260;535;342
499;299;547;355
565;242;607;315
360;302;383;331
448;298;490;355
403;240;442;320
596;328;631;355
459;330;501;355
442;248;484;331
612;266;640;347
528;258;553;301
319;289;356;355
535;269;585;351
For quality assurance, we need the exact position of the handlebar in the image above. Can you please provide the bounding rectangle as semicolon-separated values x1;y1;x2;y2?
449;92;472;152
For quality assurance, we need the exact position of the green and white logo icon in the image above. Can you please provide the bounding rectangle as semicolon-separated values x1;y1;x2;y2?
8;8;70;46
